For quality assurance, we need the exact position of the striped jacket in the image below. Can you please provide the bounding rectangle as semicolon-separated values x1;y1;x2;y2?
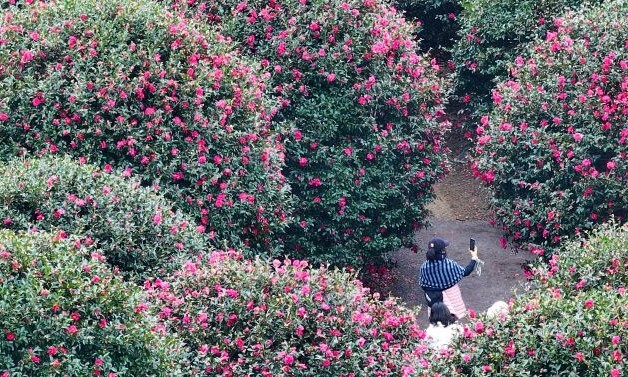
419;258;476;291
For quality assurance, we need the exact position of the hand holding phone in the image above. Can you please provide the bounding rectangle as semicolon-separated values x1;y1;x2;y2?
469;238;478;260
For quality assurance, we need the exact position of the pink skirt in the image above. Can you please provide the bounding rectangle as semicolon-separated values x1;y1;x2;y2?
442;284;467;319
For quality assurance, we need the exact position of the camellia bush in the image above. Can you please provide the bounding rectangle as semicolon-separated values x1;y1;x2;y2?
427;222;627;376
451;0;600;111
145;252;432;376
0;230;186;376
0;0;290;255
0;156;209;282
471;0;628;254
393;0;461;61
168;0;452;266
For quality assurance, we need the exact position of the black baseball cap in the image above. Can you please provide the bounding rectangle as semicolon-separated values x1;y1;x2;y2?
428;237;450;252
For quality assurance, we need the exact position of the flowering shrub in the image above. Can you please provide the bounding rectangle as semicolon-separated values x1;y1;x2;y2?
394;0;461;61
470;1;628;254
0;156;209;281
427;222;627;376
451;0;599;111
145;252;431;375
169;0;451;265
0;230;186;376
0;0;290;255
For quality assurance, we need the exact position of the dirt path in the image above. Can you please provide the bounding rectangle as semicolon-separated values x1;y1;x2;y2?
388;131;533;326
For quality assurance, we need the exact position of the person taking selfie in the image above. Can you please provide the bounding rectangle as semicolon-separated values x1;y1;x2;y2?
418;236;480;319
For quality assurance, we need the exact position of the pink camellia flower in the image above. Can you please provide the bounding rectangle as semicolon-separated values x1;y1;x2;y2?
32;96;45;107
477;135;491;145
574;352;584;362
573;133;584;142
482;365;492;372
326;73;336;82
215;193;226;208
283;354;295;365
491;91;502;103
66;325;78;334
184;261;197;274
474;321;484;334
499;237;508;249
20;50;35;64
499;123;512;131
134;302;149;313
612;349;622;362
308;178;321;187
68;35;78;48
607;161;616;170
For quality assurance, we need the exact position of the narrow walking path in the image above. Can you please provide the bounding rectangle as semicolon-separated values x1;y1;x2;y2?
388;135;533;326
390;219;531;326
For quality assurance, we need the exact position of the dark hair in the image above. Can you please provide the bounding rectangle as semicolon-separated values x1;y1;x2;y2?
426;248;437;261
429;302;457;326
426;247;446;261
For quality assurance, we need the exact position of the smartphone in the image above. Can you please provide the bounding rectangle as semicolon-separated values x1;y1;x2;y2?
470;238;476;250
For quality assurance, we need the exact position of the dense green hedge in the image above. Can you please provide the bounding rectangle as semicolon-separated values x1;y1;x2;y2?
451;0;601;112
0;156;209;281
168;0;452;266
145;252;428;376
0;230;186;376
0;0;291;256
471;0;627;254
393;0;461;60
